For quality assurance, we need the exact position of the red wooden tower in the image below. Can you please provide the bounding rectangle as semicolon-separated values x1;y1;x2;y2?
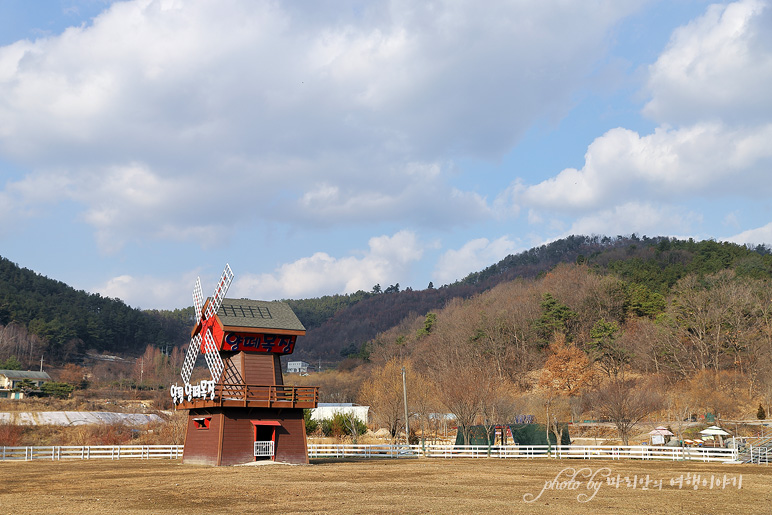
171;265;318;465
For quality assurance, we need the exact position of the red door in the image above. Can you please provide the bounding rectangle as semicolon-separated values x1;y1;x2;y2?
251;420;280;461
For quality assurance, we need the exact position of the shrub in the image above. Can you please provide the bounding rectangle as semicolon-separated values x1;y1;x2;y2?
320;413;366;438
320;417;340;437
0;423;24;446
40;382;75;399
303;409;318;435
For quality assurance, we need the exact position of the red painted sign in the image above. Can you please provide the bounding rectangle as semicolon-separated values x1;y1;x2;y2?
223;332;296;354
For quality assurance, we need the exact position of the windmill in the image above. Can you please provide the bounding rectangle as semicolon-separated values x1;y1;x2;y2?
172;263;318;466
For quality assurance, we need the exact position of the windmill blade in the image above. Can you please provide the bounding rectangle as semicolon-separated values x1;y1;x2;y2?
202;328;225;383
192;277;204;321
204;263;234;320
180;333;202;385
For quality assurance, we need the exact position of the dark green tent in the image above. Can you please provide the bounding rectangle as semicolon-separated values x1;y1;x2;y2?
509;423;570;446
454;423;570;446
454;425;495;446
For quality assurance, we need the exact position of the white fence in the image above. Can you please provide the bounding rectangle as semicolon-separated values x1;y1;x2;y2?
0;443;741;463
308;444;739;463
0;445;183;461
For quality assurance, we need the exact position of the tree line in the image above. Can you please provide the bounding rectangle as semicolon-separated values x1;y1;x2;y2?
2;235;771;382
294;236;772;362
290;247;772;445
0;255;192;365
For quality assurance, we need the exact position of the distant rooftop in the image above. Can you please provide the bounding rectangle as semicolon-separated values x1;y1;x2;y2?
0;370;52;380
216;298;306;333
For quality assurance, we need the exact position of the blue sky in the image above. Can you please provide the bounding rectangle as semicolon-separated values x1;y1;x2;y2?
1;0;771;309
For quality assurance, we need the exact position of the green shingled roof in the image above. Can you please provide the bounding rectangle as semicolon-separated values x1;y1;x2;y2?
216;298;306;332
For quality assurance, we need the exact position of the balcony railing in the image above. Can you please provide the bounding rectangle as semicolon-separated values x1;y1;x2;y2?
175;383;319;409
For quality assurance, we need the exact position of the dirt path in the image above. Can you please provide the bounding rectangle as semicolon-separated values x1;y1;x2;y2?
1;458;770;514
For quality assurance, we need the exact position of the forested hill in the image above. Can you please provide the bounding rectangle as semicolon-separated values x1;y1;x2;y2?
290;235;636;345
292;236;772;362
460;235;772;290
0;256;192;366
2;236;771;368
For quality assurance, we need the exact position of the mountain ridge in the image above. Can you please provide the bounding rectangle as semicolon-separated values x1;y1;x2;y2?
2;235;771;367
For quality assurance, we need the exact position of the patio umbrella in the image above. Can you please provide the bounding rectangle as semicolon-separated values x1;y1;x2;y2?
699;426;730;436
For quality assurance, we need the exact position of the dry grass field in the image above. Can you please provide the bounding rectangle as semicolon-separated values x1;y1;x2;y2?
1;458;770;514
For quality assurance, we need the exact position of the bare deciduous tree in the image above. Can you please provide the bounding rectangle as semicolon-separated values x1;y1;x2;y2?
479;379;520;448
359;358;409;440
666;272;754;373
433;362;489;445
585;377;662;445
665;383;693;445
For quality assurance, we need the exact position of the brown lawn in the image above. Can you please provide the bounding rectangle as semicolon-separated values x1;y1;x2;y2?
1;458;770;514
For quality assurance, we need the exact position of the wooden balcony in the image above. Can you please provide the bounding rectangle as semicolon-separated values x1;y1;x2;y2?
175;384;319;410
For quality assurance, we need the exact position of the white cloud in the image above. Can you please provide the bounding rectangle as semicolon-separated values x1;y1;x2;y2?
95;272;195;310
723;211;741;229
561;202;702;239
0;162;239;253
295;161;491;226
433;236;518;285
492;180;523;219
520;123;772;213
527;209;543;225
75;163;232;253
643;0;772;125
0;170;74;235
726;222;772;245
0;0;644;246
234;230;424;299
513;0;772;230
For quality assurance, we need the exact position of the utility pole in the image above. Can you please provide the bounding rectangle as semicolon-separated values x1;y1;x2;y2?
402;366;409;445
39;355;43;372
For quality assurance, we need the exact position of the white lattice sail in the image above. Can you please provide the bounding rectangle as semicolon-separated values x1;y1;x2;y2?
179;263;234;387
193;277;204;321
180;333;202;385
203;329;225;383
204;264;234;320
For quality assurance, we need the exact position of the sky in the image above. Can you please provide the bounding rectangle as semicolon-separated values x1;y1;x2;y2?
1;0;771;310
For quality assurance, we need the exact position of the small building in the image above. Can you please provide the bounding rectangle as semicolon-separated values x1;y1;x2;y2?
0;370;52;399
286;361;310;374
648;426;674;445
311;403;370;425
